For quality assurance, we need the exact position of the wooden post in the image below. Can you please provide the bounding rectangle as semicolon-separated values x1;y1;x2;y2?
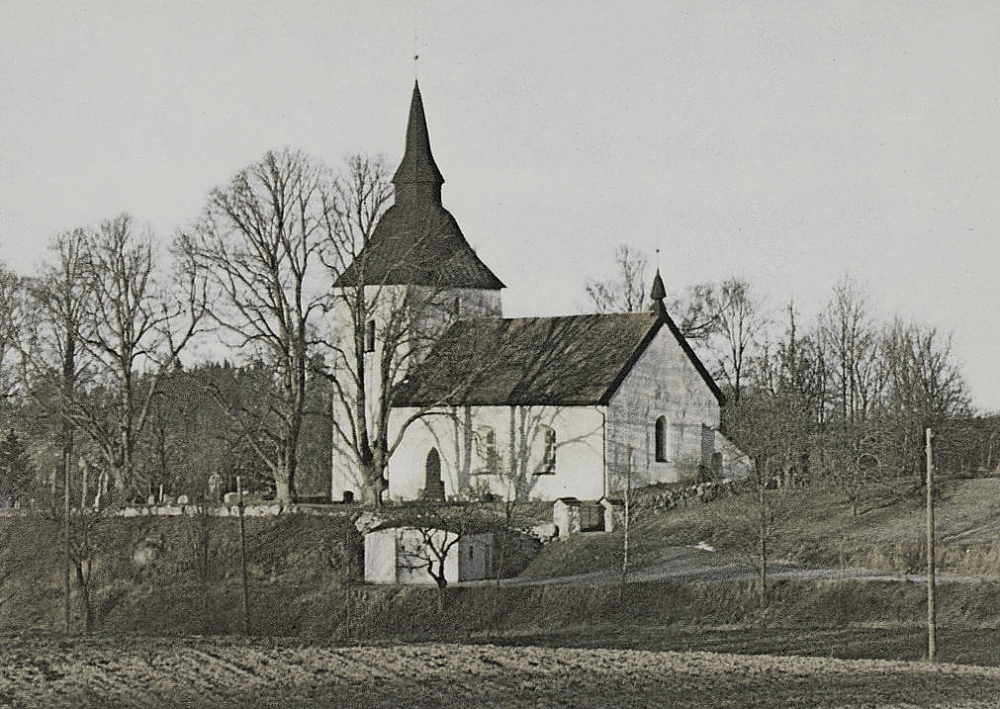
63;452;71;634
619;446;632;601
237;475;251;635
925;427;936;663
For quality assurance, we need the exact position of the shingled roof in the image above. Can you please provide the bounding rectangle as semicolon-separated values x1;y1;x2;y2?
391;313;638;406
395;308;726;408
334;82;504;290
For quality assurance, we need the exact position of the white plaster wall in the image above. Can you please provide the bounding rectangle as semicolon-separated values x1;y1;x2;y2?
407;285;502;341
394;528;455;585
364;528;493;585
329;284;501;502
387;405;605;502
605;326;721;495
364;529;400;584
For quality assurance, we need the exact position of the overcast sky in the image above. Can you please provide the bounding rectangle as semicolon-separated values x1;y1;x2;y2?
1;1;998;411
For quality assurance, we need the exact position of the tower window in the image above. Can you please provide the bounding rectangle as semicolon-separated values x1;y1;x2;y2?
364;320;376;353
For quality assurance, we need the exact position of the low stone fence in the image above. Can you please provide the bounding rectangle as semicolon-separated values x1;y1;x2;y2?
114;502;348;518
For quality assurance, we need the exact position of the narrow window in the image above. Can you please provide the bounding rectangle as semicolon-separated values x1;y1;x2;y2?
476;425;498;473
423;448;443;501
364;320;376;353
655;416;668;462
537;425;556;474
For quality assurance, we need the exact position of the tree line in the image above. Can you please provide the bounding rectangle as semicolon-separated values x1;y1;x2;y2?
0;149;396;508
587;245;995;506
1;148;992;513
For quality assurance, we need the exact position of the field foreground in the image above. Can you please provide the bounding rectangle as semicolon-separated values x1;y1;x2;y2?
2;635;1000;708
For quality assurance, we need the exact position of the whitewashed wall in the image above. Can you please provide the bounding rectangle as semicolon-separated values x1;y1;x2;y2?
329;284;502;502
387;404;605;502
363;527;493;585
604;326;721;496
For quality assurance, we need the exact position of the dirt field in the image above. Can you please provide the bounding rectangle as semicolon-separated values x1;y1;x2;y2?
2;634;1000;708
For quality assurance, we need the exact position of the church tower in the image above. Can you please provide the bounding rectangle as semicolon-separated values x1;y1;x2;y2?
334;81;504;305
330;82;504;502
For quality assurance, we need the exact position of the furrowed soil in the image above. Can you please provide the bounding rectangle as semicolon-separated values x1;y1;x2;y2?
3;634;1000;709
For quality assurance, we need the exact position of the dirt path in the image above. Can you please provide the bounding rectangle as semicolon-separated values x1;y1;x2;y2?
463;545;988;588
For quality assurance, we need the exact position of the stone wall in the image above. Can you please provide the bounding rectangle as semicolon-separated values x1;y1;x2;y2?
605;325;721;495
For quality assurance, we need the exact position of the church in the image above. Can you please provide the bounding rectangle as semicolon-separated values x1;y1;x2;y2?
330;82;749;505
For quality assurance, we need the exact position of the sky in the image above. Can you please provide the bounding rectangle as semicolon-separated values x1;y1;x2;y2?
1;1;998;411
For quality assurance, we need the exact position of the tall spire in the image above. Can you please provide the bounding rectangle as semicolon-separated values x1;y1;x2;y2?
392;80;444;206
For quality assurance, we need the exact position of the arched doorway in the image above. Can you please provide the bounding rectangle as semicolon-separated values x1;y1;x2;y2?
423;448;444;501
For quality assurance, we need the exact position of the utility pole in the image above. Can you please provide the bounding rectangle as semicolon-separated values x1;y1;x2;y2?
63;452;71;633
237;475;251;635
925;427;936;663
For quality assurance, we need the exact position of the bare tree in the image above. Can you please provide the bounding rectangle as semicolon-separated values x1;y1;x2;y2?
705;278;761;405
882;318;970;479
68;215;206;499
818;276;883;428
19;230;94;507
182;149;332;505
585;244;648;314
322;151;507;508
0;262;22;404
392;504;484;610
319;155;398;507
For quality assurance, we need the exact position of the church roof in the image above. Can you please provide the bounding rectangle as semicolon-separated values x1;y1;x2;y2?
334;82;504;290
333;202;505;289
394;312;725;407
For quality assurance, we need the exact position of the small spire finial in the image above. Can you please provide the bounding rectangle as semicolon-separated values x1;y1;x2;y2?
413;23;420;79
650;263;667;319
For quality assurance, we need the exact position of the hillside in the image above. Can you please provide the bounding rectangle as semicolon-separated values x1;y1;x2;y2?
2;476;999;666
520;475;1000;581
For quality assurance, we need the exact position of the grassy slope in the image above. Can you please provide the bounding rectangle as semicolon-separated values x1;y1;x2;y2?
3;476;1000;665
521;476;1000;579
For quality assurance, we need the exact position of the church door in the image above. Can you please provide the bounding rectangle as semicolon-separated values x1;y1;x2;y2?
424;448;444;501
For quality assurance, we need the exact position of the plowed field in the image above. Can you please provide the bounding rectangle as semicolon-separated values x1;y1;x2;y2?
2;635;1000;708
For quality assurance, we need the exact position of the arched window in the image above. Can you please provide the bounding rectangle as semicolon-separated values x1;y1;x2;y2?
423;448;443;501
655;416;668;462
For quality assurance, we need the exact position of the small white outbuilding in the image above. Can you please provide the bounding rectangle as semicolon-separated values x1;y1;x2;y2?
364;527;493;585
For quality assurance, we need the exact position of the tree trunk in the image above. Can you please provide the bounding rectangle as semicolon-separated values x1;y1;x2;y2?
74;562;93;633
360;459;387;508
757;481;768;610
274;476;293;506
